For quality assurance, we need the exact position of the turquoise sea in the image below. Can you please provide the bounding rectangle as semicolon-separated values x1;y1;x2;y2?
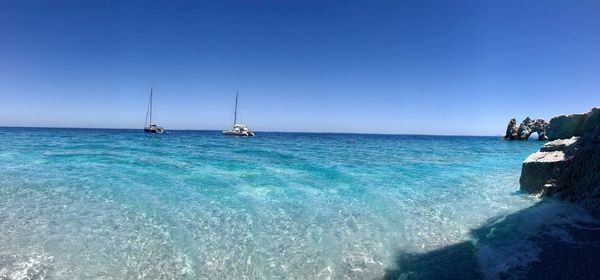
0;128;598;279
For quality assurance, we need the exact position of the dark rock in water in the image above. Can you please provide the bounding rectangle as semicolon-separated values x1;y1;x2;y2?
503;118;519;140
522;106;600;210
521;106;600;210
504;117;548;140
519;137;580;194
546;107;600;140
520;106;600;213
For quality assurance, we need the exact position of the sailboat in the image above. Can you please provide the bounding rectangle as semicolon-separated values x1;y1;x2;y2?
144;86;164;133
222;91;255;136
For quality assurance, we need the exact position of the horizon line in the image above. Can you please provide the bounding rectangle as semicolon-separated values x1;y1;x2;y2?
0;125;503;138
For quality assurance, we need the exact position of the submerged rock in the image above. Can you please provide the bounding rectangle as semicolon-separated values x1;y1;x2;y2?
520;106;600;213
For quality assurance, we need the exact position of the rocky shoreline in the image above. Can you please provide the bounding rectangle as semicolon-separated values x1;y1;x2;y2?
518;107;600;214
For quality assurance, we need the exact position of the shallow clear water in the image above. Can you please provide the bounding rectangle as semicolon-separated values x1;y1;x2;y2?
0;128;591;279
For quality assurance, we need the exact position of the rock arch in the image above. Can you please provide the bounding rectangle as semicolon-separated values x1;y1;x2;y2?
504;117;548;140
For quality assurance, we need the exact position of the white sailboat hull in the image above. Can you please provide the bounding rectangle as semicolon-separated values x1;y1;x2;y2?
222;129;254;136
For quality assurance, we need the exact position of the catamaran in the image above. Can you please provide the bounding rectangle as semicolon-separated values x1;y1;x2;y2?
144;86;164;134
222;91;254;136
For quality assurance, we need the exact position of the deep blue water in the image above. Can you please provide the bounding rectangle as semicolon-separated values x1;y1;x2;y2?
0;128;595;279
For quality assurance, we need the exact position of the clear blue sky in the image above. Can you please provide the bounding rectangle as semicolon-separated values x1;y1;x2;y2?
1;0;599;135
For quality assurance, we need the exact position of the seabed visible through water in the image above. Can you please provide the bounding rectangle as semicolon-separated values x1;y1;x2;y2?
0;128;598;279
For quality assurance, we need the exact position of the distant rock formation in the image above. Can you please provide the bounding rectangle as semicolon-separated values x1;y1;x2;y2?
504;118;518;140
518;118;548;140
520;106;600;214
503;117;548;140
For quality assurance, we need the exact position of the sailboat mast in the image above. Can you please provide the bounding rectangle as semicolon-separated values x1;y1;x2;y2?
144;86;152;127
233;91;238;127
149;86;153;125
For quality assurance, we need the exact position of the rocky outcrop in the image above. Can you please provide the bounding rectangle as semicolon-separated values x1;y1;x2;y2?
547;107;600;140
504;117;548;140
503;118;518;140
518;117;548;140
519;137;581;194
520;106;600;213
